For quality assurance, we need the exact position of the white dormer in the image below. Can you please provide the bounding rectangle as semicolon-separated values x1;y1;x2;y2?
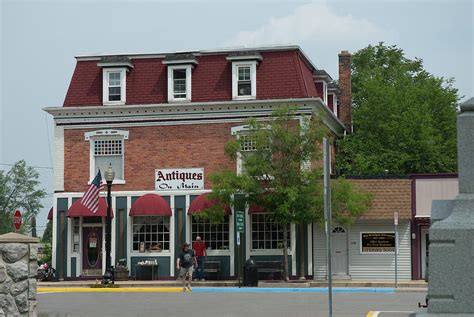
227;52;262;101
163;54;198;103
98;56;133;106
102;68;126;105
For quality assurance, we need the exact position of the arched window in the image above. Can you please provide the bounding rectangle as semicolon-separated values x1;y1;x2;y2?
332;226;345;233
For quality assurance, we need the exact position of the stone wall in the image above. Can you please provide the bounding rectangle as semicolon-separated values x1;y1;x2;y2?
0;233;39;317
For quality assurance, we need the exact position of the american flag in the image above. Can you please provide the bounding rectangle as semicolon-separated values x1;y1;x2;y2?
80;170;104;214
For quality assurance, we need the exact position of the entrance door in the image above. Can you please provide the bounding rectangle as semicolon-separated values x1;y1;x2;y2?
421;227;429;279
331;226;348;276
82;227;102;275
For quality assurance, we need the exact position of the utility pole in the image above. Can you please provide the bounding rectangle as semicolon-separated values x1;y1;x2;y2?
323;138;333;317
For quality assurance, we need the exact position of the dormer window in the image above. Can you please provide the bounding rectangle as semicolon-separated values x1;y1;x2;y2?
166;65;192;102
163;54;197;103
237;66;252;96
231;61;257;100
103;68;126;105
227;52;262;101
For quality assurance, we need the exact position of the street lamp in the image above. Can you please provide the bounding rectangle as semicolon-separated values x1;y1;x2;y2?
103;164;115;285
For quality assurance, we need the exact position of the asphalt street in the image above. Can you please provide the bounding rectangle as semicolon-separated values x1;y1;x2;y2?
38;291;426;317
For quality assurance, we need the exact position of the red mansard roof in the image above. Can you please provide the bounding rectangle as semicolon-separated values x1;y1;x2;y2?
63;47;328;107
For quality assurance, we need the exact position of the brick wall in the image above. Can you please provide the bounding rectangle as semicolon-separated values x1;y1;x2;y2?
338;50;352;130
64;122;240;192
350;179;412;220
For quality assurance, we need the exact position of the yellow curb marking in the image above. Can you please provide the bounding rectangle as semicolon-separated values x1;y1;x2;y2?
38;287;183;293
366;312;378;317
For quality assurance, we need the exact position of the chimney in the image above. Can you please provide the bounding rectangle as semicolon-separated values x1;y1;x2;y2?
338;50;352;132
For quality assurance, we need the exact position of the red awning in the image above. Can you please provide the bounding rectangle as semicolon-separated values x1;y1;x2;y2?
188;193;232;216
67;197;114;218
47;207;53;220
248;203;267;214
248;192;271;214
129;194;172;216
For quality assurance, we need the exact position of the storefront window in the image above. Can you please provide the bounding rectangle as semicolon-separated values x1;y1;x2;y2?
72;217;80;253
251;214;290;250
132;216;170;252
191;216;230;251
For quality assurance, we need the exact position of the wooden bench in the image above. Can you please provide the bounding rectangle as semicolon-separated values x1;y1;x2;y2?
203;261;221;277
255;261;283;280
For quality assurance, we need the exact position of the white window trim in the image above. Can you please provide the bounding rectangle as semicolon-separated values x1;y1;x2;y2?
323;81;328;105
316;80;328;105
232;61;257;100
232;124;271;176
249;219;295;255
167;65;192;102
103;68;126;105
130;215;172;253
332;93;338;117
85;129;129;184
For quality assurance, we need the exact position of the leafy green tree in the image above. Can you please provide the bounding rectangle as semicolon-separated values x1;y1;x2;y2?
202;106;372;279
337;43;459;176
42;220;53;245
0;160;46;234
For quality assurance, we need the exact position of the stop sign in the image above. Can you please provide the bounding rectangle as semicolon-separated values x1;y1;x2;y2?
13;210;22;231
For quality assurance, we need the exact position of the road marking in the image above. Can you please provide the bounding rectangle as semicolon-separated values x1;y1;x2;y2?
38;287;183;293
37;287;396;294
366;311;413;317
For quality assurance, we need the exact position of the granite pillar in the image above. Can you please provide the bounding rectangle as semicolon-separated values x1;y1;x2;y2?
0;233;39;317
415;97;474;316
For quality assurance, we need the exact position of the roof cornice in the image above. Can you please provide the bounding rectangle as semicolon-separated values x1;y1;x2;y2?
75;45;302;61
43;98;345;135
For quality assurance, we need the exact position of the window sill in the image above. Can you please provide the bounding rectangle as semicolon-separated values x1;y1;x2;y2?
233;96;256;101
168;98;191;103
88;180;126;185
103;101;126;106
130;251;172;256
205;250;231;256
249;249;293;256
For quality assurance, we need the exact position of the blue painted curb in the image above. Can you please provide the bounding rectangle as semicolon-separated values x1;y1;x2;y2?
192;287;395;293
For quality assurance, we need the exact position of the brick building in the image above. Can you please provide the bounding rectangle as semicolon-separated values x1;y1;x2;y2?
44;45;351;280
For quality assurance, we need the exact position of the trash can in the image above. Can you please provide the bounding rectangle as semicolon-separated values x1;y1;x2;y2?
243;259;258;287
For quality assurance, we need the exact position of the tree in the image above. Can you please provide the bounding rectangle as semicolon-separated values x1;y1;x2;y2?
42;220;53;245
337;43;459;176
0;160;46;234
201;106;372;280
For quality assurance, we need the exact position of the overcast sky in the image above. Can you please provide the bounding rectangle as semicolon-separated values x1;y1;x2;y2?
1;0;473;236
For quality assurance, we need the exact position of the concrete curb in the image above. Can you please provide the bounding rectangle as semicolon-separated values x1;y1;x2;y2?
38;286;397;294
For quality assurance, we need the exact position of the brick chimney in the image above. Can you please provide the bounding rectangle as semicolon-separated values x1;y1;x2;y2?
338;50;352;132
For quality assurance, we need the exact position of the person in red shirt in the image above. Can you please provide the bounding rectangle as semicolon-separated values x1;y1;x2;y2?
192;236;207;281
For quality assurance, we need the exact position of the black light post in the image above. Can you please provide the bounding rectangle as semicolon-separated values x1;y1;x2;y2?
103;164;115;285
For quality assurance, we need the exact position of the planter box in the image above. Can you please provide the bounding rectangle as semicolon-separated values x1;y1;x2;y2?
115;269;129;281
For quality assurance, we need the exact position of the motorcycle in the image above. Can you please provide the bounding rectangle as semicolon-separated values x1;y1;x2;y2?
37;263;56;281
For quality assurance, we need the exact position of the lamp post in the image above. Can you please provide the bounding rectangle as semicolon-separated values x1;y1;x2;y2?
103;164;115;285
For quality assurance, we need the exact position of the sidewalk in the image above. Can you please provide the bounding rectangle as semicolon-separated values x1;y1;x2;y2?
38;279;427;291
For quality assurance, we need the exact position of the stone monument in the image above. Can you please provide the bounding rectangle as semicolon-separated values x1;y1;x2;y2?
0;232;39;317
415;97;474;316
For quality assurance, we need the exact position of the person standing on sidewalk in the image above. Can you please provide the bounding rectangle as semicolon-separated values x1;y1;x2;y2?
192;236;207;281
177;243;197;292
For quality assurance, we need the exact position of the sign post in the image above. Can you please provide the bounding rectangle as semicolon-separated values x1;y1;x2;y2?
394;211;399;288
236;210;245;287
13;210;22;232
323;138;333;317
